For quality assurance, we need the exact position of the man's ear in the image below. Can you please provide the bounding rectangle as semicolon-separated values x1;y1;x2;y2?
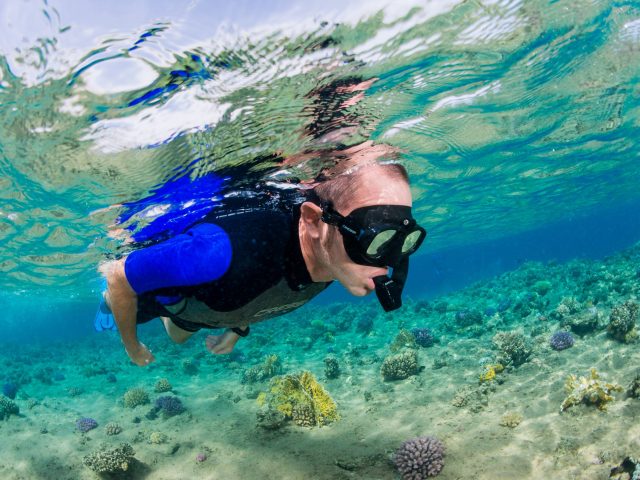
300;201;323;239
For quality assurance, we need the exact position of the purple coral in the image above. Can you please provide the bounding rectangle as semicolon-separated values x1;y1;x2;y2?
76;417;98;433
155;396;185;417
550;331;574;351
411;328;435;348
394;436;445;479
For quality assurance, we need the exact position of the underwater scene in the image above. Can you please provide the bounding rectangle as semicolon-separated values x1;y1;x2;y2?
1;0;640;479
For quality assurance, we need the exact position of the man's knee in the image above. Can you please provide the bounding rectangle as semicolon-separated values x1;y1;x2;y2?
162;317;193;344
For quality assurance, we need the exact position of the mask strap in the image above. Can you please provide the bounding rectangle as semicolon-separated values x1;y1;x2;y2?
373;258;409;312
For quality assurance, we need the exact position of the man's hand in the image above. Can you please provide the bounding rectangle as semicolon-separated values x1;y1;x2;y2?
125;341;156;366
205;330;240;355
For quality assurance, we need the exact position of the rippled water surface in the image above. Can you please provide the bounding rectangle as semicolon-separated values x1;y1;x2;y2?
1;0;639;295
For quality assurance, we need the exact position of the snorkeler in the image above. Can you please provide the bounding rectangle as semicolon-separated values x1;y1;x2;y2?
97;161;426;366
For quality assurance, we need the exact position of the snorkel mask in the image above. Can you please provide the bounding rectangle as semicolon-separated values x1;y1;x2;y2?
318;201;426;312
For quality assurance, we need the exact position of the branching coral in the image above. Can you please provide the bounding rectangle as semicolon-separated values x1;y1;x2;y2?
560;368;623;412
123;387;149;408
261;371;339;427
242;354;283;384
82;443;135;474
381;350;420;381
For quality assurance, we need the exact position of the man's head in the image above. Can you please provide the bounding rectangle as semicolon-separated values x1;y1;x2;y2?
299;163;423;303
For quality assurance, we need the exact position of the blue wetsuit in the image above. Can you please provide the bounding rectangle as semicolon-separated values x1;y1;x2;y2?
126;192;331;332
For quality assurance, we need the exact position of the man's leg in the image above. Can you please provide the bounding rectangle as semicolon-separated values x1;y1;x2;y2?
161;317;195;344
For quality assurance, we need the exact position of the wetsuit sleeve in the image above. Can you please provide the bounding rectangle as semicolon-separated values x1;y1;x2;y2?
124;223;232;295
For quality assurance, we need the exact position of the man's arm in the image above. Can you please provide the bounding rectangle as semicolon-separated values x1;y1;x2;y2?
104;258;155;366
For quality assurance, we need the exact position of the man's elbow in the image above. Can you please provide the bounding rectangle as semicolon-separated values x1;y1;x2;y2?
103;259;135;296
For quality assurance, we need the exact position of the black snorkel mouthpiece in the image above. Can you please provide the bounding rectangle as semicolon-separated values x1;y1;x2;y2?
373;258;409;312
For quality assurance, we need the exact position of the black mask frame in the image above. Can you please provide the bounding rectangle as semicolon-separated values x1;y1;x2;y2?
317;200;427;311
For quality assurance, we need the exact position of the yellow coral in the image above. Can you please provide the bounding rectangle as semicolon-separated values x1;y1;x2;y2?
265;371;339;427
479;363;504;383
256;392;267;407
560;368;623;412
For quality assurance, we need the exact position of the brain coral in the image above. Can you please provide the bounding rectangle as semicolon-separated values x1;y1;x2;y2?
394;436;445;479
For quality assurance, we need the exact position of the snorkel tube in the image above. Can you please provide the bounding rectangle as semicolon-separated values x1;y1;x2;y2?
373;257;409;312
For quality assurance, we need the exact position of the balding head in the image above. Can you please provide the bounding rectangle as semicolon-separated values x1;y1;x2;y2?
311;163;411;214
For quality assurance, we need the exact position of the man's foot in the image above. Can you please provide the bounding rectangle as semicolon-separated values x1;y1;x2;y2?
94;286;117;332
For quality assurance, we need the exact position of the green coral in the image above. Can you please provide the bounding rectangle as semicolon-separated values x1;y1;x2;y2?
148;431;168;444
123;387;150;408
262;371;339;427
608;300;639;343
154;378;173;393
0;395;19;420
390;329;418;353
560;368;623;412
380;350;419;381
242;354;283;384
82;443;135;473
531;280;552;296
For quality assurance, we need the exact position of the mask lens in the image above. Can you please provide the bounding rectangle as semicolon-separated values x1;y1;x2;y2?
366;230;396;257
401;230;423;254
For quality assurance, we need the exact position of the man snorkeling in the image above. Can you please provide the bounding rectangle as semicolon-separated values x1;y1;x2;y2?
97;161;426;366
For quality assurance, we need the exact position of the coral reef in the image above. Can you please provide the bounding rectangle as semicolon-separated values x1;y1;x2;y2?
411;328;435;348
242;354;283;384
627;373;640;399
531;280;552;296
105;422;122;436
549;331;575;351
0;395;19;420
479;364;504;383
561;307;601;335
149;431;168;444
454;309;483;328
499;412;523;428
154;378;173;393
381;350;419;381
394;436;445;479
492;331;532;366
123;387;150;408
356;315;374;335
256;406;287;430
553;297;581;320
76;417;98;433
82;443;135;474
560;368;623;412
154;396;186;418
608;300;639;343
182;358;199;375
323;356;340;379
390;329;418;352
260;371;339;427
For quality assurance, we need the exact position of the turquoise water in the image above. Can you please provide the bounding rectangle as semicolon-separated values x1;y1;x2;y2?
1;1;640;479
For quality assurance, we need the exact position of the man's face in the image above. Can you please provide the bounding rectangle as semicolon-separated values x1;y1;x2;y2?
323;170;413;297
